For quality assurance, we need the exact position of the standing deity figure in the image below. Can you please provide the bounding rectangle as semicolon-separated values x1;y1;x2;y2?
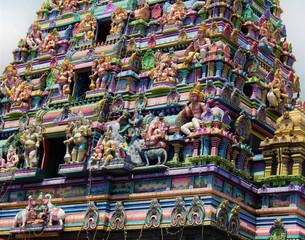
267;69;289;107
100;131;117;167
64;112;92;163
20;122;43;168
109;6;128;35
26;21;43;50
0;64;21;97
89;52;112;90
5;146;19;170
162;0;186;26
180;83;206;137
54;59;74;96
79;13;96;42
185;23;211;63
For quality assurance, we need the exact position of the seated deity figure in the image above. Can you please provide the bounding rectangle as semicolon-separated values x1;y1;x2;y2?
162;0;186;26
79;13;96;42
61;0;78;12
89;52;111;90
25;21;43;50
259;20;275;51
39;31;58;55
10;77;33;110
5;146;19;170
54;59;74;96
20;122;43;168
185;23;211;63
109;6;128;35
142;112;168;149
0;64;22;97
268;69;289;106
180;83;206;137
64;112;92;163
151;55;178;85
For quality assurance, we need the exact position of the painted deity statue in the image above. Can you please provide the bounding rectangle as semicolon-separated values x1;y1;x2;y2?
259;20;275;51
142;112;169;149
0;64;21;97
79;13;97;42
20;122;43;168
64;112;92;163
151;55;178;86
39;29;59;55
54;59;73;96
26;21;43;50
10;77;33;110
162;0;186;26
89;52;111;90
5;146;19;170
180;83;206;137
186;23;211;63
109;6;128;35
267;69;289;107
61;0;78;12
91;130;117;167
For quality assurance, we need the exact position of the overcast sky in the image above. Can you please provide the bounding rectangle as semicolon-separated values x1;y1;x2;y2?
0;0;304;98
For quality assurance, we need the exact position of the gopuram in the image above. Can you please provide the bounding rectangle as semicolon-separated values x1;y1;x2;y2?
0;0;303;239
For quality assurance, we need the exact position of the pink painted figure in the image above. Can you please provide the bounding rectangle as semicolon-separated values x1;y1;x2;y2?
91;138;103;162
61;0;78;12
109;6;128;35
39;31;58;55
186;23;210;62
259;20;275;51
5;146;19;169
270;69;288;101
89;52;111;90
26;21;43;50
162;0;186;26
100;131;117;167
55;59;73;96
142;113;168;148
180;83;206;137
10;78;33;109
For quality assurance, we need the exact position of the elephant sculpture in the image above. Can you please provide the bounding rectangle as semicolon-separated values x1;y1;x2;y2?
12;196;33;228
44;194;66;226
144;148;167;166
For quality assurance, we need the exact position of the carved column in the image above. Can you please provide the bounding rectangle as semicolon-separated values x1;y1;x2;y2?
193;139;200;157
276;147;290;176
210;137;221;156
290;149;305;175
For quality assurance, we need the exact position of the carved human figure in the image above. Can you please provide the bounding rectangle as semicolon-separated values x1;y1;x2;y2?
10;77;33;109
259;20;275;51
61;0;78;12
39;32;58;55
101;131;117;167
26;21;43;50
55;59;73;96
20;122;42;168
180;83;205;137
270;69;288;102
142;112;168;148
79;13;96;42
90;138;103;162
186;23;210;63
162;0;186;26
0;64;21;98
64;112;92;163
5;146;19;170
89;52;111;90
0;150;6;172
109;6;128;35
152;55;178;85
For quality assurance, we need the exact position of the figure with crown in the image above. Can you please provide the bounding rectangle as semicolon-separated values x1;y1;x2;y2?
109;6;128;35
54;59;73;96
89;52;112;90
26;21;43;50
64;112;92;163
180;83;206;137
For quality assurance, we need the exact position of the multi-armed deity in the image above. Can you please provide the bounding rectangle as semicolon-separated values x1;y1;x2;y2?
39;29;59;55
267;69;289;107
20;122;43;168
180;83;206;137
54;59;74;96
151;54;178;91
64;112;92;163
89;52;112;90
161;0;186;28
109;6;128;35
259;20;275;52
